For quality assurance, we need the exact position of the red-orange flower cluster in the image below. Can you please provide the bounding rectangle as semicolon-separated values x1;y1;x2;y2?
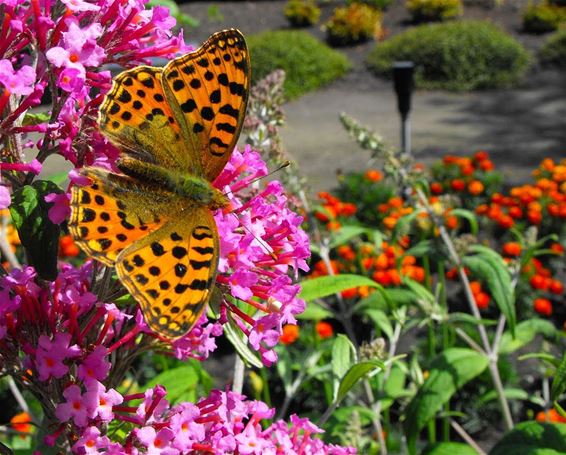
315;191;357;231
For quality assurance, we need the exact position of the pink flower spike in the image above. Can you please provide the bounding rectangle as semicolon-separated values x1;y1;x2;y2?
78;346;111;383
0;186;10;209
45;192;70;224
61;0;100;12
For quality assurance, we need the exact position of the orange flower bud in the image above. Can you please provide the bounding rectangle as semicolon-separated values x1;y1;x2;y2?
280;324;300;344
316;321;334;339
533;298;552;316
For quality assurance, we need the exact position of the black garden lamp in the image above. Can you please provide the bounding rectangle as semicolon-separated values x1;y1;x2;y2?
392;61;415;156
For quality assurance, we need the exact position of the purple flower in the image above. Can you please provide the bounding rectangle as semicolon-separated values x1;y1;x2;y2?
0;186;10;209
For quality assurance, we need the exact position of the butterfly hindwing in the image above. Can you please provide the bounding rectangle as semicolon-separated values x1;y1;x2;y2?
162;29;250;181
98;66;201;173
69;168;174;266
115;208;219;339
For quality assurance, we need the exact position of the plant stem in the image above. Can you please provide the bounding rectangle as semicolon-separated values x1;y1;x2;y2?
449;419;486;455
232;355;245;395
415;187;514;431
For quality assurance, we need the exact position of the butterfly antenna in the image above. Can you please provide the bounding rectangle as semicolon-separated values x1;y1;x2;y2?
230;212;278;260
221;160;291;197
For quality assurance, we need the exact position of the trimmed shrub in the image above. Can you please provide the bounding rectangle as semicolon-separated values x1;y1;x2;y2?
284;0;321;27
347;0;394;10
539;28;566;66
406;0;463;22
248;30;351;99
523;3;566;34
366;20;531;90
325;3;383;46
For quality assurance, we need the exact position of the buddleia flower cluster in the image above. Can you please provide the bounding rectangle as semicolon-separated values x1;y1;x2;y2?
0;0;354;453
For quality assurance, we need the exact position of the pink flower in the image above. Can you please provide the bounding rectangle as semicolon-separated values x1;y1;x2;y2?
45;192;71;224
86;381;123;422
55;384;96;427
135;427;178;455
61;0;100;12
0;186;10;209
72;426;111;454
78;346;111;383
0;59;36;96
35;333;81;381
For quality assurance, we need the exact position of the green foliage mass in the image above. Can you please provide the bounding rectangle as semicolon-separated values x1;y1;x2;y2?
366;20;531;91
406;0;463;22
247;30;351;99
539;28;566;66
284;0;321;27
522;3;566;34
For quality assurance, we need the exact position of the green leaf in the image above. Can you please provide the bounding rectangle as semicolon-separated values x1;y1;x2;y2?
404;348;489;450
403;239;432;258
296;301;333;320
332;334;356;399
479;387;529;404
299;274;380;302
551;351;566;400
336;359;385;403
462;251;516;336
224;316;263;369
448;312;498;326
489;422;566;455
499;319;556;355
450;208;479;235
22;111;50;126
145;366;199;404
363;309;393;339
423;442;480;455
10;181;63;280
328;225;373;249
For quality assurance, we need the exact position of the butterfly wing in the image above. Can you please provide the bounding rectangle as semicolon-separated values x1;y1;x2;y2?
162;29;251;181
98;66;202;173
69;168;174;266
115;208;219;339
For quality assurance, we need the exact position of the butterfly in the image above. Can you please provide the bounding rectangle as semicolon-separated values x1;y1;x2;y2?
68;29;251;339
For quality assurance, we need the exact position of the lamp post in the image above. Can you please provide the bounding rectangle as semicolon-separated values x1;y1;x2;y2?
392;61;415;157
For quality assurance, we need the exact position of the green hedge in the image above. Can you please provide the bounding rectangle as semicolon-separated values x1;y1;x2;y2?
248;30;351;99
539;28;566;66
366;20;531;91
522;3;566;34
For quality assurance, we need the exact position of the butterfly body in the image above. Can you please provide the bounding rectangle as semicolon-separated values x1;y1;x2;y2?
69;29;250;339
116;157;229;209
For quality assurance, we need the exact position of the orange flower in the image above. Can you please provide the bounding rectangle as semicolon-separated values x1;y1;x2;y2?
340;203;357;216
549;280;564;295
59;235;80;258
533;298;552;316
474;292;490;310
10;412;31;437
341;287;358;299
445;215;458;230
461;164;475;176
280;324;299;344
327;221;341;231
530;274;549;291
374;253;389;270
364;169;383;182
550;243;564;255
469;281;482;294
474;150;489;162
479;160;494;171
468;180;484;195
502;242;521;257
337;245;356;261
316;321;334;339
536;408;566;423
430;182;443;195
450;179;465;192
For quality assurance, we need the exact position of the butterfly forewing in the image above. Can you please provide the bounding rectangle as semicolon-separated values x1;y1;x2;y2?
69;168;174;266
115;209;219;339
98;66;201;172
162;29;251;181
